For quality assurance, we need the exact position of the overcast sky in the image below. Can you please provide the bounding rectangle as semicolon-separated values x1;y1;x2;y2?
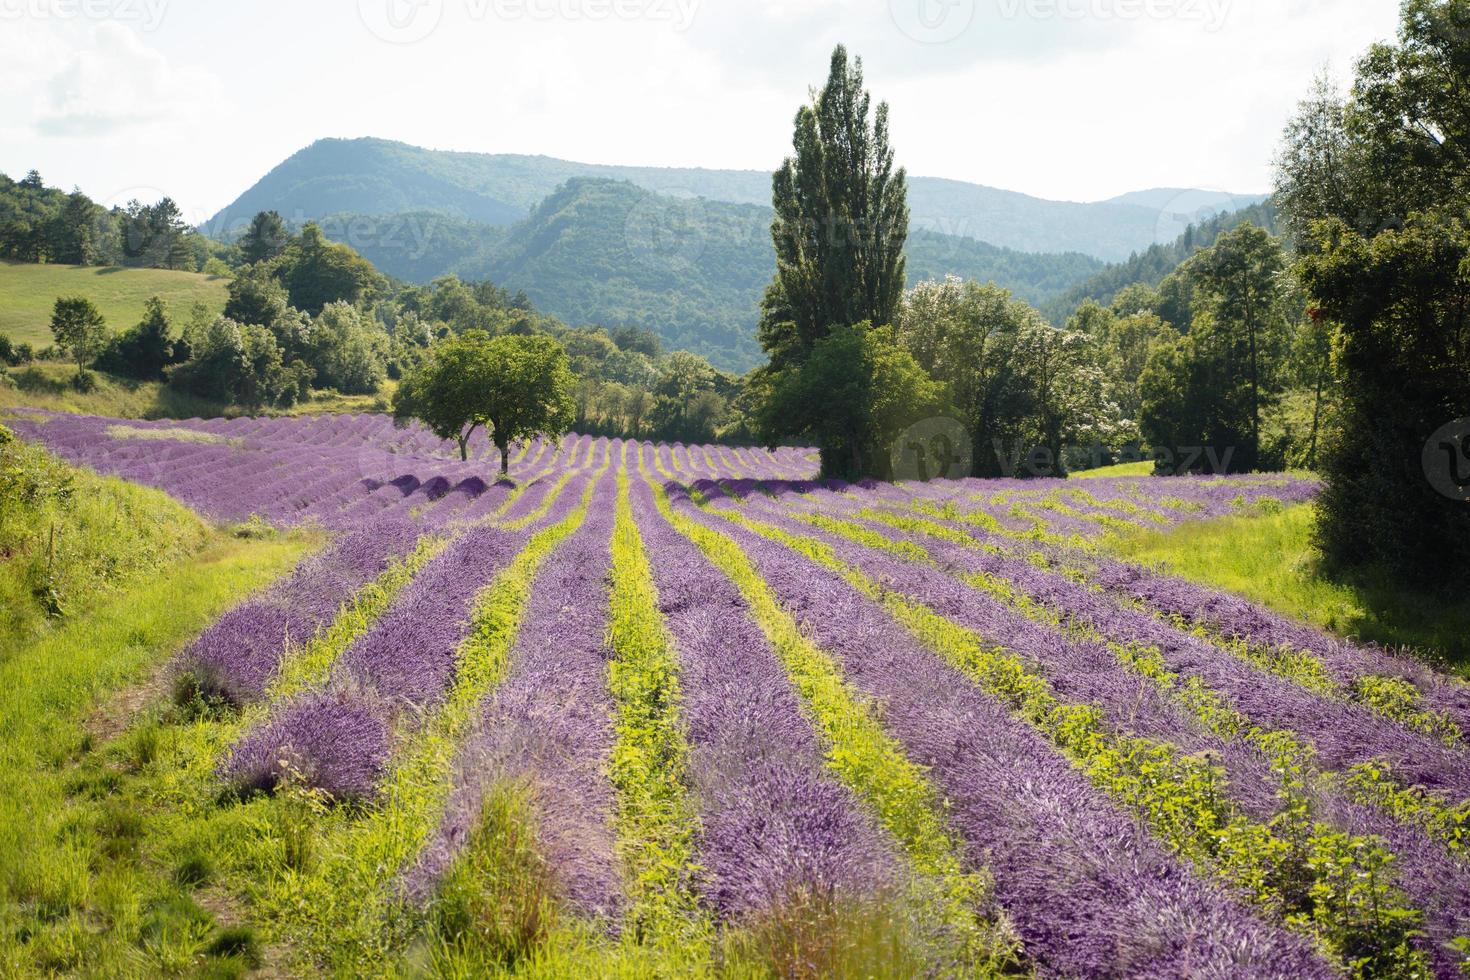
0;0;1400;221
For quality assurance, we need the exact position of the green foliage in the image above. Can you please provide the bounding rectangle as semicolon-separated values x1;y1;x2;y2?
899;278;1131;476
431;782;560;969
1277;1;1470;589
222;265;291;327
277;222;386;315
1140;224;1294;473
95;296;188;381
759;321;945;480
764;45;908;372
310;301;387;394
393;329;575;472
169;316;311;411
239;210;289;266
0;427;211;647
1298;210;1470;586
49;295;108;376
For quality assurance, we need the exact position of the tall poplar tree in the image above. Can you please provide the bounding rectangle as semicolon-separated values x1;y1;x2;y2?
757;45;925;479
761;45;910;370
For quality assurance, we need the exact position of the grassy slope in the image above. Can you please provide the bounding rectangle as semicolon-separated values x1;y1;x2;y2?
0;425;218;650
1;361;393;420
0;430;321;973
0;261;229;348
0;530;318;976
1104;503;1470;675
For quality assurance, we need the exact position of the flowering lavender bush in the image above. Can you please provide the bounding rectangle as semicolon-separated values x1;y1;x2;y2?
12;410;1470;975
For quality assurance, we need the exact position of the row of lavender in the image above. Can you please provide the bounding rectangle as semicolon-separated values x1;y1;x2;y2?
184;440;1465;975
23;405;1467;972
3;410;816;528
689;474;1470;974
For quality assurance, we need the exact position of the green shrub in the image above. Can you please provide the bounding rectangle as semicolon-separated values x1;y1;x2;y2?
432;782;559;969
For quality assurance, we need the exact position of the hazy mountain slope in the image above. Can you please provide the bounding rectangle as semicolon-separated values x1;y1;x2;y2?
322;179;1106;372
1040;200;1282;323
210;137;1264;261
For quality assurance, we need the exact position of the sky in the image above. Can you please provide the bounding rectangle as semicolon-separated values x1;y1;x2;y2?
0;0;1402;222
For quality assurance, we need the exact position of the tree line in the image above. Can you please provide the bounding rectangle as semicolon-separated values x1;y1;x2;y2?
750;7;1468;595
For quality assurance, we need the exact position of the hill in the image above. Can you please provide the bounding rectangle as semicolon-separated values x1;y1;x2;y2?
1040;201;1282;323
207;137;1264;262
0;261;229;348
322;179;1106;371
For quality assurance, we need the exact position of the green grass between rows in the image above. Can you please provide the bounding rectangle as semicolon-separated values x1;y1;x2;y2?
1102;503;1470;675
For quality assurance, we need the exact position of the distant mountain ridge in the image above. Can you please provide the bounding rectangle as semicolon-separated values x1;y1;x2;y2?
208;137;1265;262
315;178;1107;372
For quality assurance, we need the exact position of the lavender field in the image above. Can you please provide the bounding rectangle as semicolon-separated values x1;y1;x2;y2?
9;411;1470;978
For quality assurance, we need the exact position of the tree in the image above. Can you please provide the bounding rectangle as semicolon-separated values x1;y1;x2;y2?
224;268;292;328
97;297;183;381
1189;223;1289;462
279;223;385;315
392;331;575;476
240;210;289;265
169;316;307;410
1275;0;1470;586
761;45;909;371
1008;323;1129;475
118;198;190;269
652;350;718;442
758;322;944;481
311;302;386;394
1274;70;1357;248
49;296;108;379
48;191;101;265
757;46;914;477
1298;211;1470;583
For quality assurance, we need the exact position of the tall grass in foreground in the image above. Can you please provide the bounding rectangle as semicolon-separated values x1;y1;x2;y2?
0;528;316;976
0;424;212;648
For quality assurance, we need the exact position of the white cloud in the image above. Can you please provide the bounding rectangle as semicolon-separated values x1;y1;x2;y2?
0;0;1404;222
32;21;219;137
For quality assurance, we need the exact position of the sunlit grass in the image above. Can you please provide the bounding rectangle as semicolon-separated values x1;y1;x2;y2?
0;526;318;975
1103;503;1470;674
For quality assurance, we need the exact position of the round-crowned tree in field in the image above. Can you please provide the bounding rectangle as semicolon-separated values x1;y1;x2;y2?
392;330;577;477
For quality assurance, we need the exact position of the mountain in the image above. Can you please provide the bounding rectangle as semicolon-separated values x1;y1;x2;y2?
208;138;1265;262
314;179;1107;372
1040;200;1282;324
